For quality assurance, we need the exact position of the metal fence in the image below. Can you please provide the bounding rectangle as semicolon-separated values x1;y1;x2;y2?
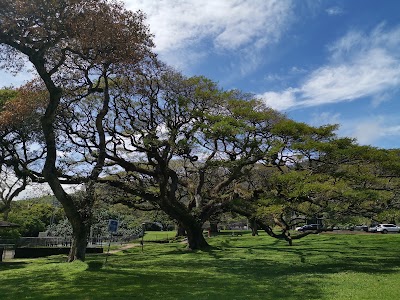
0;234;142;249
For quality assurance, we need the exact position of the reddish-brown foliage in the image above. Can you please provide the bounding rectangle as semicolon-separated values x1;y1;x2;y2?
0;81;48;130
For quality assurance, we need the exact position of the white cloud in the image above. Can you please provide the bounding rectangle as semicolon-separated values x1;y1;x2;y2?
259;88;299;111
258;24;400;111
352;121;382;145
328;24;400;62
156;48;208;72
371;92;392;108
264;67;308;83
124;0;293;72
310;112;341;126
265;73;285;82
16;183;83;200
348;117;400;146
325;6;344;16
383;125;400;136
310;112;400;146
301;48;400;105
290;66;308;74
126;0;292;51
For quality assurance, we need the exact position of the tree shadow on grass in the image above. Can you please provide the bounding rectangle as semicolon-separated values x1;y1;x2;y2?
1;235;400;300
77;261;323;300
86;260;104;271
120;237;400;298
0;265;72;299
0;261;28;271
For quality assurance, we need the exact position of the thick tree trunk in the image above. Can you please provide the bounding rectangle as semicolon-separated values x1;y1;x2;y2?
249;217;258;236
159;200;210;250
68;226;89;262
251;226;258;236
67;185;97;262
209;222;218;234
67;212;91;262
185;223;209;250
173;220;209;249
176;224;186;237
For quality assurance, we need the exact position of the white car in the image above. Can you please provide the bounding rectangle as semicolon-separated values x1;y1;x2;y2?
376;224;400;234
296;224;323;231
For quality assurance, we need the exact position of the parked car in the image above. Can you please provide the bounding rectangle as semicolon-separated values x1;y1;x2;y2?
376;224;400;234
350;225;368;232
369;225;378;233
297;224;323;231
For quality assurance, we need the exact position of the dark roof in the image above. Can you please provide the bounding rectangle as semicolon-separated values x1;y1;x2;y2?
0;221;20;228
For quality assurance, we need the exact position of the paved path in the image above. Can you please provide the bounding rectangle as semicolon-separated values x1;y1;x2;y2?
108;243;140;254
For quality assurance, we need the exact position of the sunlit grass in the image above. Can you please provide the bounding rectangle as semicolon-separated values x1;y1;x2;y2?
142;230;176;241
1;233;400;299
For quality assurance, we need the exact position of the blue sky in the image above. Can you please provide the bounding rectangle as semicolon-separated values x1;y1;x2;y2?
2;0;400;148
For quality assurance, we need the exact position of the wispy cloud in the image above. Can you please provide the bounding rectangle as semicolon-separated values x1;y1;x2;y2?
348;117;400;146
125;0;293;73
310;112;400;147
325;6;344;16
259;24;400;111
310;112;341;127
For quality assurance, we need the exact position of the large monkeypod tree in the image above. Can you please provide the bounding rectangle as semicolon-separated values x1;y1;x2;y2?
87;66;323;250
0;0;154;261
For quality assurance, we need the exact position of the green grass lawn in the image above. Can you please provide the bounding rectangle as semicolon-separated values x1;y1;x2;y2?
1;232;400;299
142;230;177;241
